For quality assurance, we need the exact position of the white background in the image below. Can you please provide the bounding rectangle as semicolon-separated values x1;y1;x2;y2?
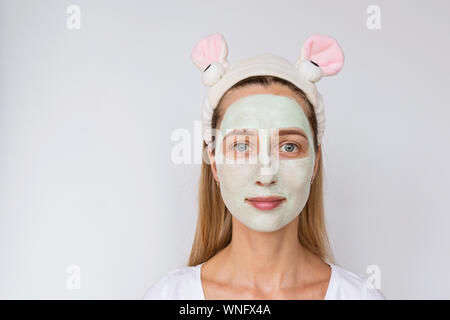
1;0;449;299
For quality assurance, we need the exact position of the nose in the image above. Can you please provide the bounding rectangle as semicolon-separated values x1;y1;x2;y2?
255;128;279;187
256;179;276;187
255;166;277;186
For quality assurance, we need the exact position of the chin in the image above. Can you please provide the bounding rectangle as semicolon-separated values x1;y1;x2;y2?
242;214;287;233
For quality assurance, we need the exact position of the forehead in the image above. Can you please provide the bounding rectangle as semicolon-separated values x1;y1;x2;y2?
219;94;313;141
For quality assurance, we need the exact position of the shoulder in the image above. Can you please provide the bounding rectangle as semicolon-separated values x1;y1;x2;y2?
143;264;203;300
327;264;386;300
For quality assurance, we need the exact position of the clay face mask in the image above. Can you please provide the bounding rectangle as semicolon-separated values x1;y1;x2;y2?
214;93;316;232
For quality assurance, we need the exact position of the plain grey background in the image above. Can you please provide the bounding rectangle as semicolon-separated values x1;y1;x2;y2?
1;0;449;299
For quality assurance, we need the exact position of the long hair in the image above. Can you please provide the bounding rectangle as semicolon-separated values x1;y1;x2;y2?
188;75;334;266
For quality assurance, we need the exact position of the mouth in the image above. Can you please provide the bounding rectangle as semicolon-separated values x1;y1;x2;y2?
245;196;286;211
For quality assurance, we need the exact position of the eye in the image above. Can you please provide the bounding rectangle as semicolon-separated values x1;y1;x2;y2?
280;143;299;153
233;142;249;152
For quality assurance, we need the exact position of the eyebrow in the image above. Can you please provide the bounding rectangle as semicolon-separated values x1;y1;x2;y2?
277;128;308;140
224;128;307;139
223;129;258;139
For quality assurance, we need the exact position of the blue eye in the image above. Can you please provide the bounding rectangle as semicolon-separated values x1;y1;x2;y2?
281;143;298;153
233;142;249;152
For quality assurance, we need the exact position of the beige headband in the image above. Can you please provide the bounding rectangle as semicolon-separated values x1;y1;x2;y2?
191;33;344;148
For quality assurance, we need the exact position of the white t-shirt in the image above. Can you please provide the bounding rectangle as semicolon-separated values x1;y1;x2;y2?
143;263;386;300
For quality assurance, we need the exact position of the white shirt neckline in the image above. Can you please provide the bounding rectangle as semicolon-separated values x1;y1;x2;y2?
195;262;336;300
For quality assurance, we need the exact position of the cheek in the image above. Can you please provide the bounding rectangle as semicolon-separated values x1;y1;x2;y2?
216;162;257;190
279;157;315;191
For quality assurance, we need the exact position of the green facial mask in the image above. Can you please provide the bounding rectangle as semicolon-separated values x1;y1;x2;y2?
215;94;316;232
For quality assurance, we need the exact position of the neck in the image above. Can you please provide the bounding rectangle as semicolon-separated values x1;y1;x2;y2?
222;215;316;288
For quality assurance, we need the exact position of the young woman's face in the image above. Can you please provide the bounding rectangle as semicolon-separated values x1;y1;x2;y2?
210;84;319;233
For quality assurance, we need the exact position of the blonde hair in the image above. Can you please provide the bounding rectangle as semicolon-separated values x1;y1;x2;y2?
188;75;334;266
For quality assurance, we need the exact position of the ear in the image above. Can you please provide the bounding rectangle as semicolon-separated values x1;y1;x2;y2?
295;34;344;83
191;33;229;87
207;147;219;182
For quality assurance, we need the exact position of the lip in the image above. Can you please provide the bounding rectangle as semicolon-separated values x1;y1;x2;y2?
245;196;286;210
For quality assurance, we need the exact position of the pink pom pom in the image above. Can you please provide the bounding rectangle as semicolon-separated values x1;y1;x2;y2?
191;33;228;71
300;34;344;76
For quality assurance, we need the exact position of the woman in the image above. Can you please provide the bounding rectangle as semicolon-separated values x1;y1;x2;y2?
144;34;385;300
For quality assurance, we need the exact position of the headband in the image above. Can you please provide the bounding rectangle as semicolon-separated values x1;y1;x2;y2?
190;33;344;149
